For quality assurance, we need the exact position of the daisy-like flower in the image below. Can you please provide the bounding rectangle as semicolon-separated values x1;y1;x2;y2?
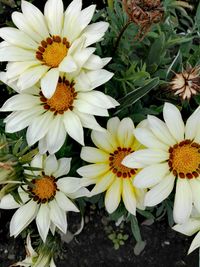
0;0;110;98
11;234;56;267
77;117;146;215
173;211;200;254
0;154;89;242
0;70;118;153
170;66;200;100
123;103;200;224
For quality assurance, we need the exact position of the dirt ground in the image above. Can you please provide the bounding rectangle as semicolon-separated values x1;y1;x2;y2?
0;207;198;267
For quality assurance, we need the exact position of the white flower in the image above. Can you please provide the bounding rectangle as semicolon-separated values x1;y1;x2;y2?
77;117;146;215
0;70;118;153
0;154;89;242
173;210;200;254
10;234;56;267
123;103;200;224
0;0;110;98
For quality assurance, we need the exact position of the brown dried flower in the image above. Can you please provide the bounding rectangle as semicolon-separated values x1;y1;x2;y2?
123;0;164;40
170;67;200;100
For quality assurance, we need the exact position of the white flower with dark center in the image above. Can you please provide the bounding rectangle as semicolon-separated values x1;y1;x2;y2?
173;211;200;254
77;117;146;215
0;71;118;153
0;0;110;98
0;154;89;242
123;103;200;224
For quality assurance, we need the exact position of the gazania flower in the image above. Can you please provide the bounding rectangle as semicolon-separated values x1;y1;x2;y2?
173;211;200;254
0;0;110;98
0;154;89;242
170;66;200;100
0;70;118;153
11;234;56;267
123;103;200;224
77;117;145;215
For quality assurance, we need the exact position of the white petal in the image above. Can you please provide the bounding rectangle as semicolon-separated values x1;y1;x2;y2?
173;218;200;236
53;158;71;178
81;146;109;163
6;61;40;80
91;130;117;153
21;1;49;38
1;94;39;111
190;179;200;213
86;69;113;90
63;111;84;145
31;154;43;169
107;117;120;137
122;153;146;169
83;22;109;47
84;55;111;70
105;178;122;214
17;65;49;90
0;194;21;209
10;200;38;237
134;163;170;188
0;27;37;49
77;163;109;178
122;179;136;215
74;109;104;132
74;99;109;117
144;173;175;206
38;137;48;155
46;116;66;154
123;149;169;168
0;46;35;61
57;177;82;194
73;48;95;68
148;115;176;146
67;187;90;198
44;154;58;176
36;204;50;242
59;55;78;72
90;172;115;195
163;103;185;142
26;112;53;146
55;191;79;212
173;178;193;224
44;0;64;36
117;118;135;148
188;231;200;254
41;68;59;98
133;128;169;150
49;200;67;233
185;107;200;140
4;107;43;133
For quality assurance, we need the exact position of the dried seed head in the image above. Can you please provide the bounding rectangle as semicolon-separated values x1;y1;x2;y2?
170;67;200;100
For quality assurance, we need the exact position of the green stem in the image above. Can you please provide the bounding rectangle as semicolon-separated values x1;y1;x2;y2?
113;21;132;54
107;0;114;9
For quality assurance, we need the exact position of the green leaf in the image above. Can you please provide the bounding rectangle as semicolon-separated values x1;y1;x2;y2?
134;241;147;256
116;78;160;112
195;2;200;31
130;215;142;243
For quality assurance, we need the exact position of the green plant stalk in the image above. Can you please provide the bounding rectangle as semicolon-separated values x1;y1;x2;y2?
107;0;114;9
113;21;132;54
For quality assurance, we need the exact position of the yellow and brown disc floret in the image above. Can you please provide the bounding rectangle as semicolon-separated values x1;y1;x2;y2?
109;147;137;178
168;139;200;179
36;35;70;68
170;66;200;100
40;77;77;115
123;0;164;40
28;173;58;203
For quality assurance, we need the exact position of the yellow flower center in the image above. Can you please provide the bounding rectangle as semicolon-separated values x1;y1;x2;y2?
168;140;200;179
29;175;57;203
36;36;70;68
40;78;77;115
109;147;136;178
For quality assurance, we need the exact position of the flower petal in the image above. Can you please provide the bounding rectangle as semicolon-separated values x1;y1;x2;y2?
173;218;200;236
77;163;109;178
163;103;185;142
81;146;109;163
49;200;67;233
36;204;50;242
134;163;170;188
117;118;135;148
188;231;200;254
41;68;59;98
55;191;79;212
105;178;122;214
91;130;117;153
144;173;175;206
185;107;200;140
90;172;115;195
44;154;58;175
10;200;38;237
83;22;109;47
189;179;200;213
53;158;71;178
57;177;82;194
173;178;193;224
122;179;136;215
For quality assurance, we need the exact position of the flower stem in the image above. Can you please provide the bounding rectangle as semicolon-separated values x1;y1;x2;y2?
107;0;114;9
113;21;132;54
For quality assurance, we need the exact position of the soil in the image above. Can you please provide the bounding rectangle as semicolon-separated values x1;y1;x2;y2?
0;207;198;267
